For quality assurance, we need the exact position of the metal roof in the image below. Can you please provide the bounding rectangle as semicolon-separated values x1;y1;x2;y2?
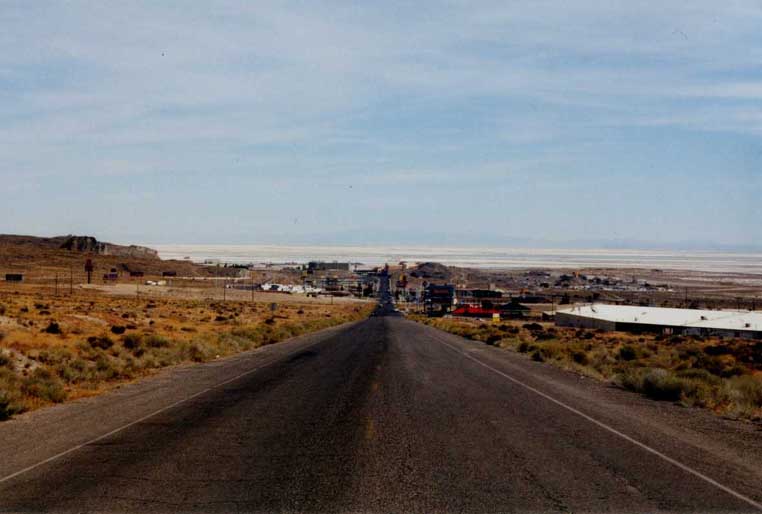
556;304;762;332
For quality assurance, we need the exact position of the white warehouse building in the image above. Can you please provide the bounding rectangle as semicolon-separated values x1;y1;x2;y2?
555;304;762;339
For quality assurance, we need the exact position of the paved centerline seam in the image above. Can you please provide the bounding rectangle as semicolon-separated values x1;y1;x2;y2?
430;331;762;512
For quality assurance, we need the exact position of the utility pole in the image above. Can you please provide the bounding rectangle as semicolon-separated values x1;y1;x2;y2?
55;273;59;297
251;275;254;303
85;259;94;284
69;266;73;295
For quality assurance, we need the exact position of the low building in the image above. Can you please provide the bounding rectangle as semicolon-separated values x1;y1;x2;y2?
451;305;501;318
307;261;350;272
424;284;455;316
499;299;531;319
556;304;762;339
4;273;23;282
456;289;502;306
320;276;362;295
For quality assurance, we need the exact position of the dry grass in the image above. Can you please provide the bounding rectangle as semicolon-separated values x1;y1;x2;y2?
411;315;762;421
0;289;373;419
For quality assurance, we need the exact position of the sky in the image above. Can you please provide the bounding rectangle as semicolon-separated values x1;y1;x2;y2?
1;1;761;249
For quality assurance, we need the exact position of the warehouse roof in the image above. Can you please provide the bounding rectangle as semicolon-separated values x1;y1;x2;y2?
556;304;762;332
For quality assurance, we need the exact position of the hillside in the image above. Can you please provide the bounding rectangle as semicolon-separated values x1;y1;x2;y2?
0;234;210;278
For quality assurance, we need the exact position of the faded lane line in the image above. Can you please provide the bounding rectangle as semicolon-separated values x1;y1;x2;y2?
364;418;376;441
0;332;339;487
431;334;762;512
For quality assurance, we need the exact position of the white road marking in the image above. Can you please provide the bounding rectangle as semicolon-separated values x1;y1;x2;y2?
0;330;339;486
433;335;762;512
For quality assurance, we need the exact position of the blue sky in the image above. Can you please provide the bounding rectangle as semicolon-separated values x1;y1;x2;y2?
1;1;761;248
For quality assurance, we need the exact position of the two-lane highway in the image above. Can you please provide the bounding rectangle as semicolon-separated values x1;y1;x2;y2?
1;311;761;512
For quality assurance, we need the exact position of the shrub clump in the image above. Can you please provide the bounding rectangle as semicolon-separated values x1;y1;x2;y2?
43;321;62;335
94;356;119;381
88;335;114;350
144;334;170;348
122;333;143;352
485;334;502;346
723;375;762;418
0;391;21;421
571;350;589;365
642;369;688;402
618;345;638;361
21;368;66;403
618;368;694;403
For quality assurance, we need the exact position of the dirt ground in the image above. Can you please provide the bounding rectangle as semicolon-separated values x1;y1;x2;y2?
0;282;373;419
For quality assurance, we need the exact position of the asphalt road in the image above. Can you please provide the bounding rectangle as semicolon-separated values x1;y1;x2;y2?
2;309;762;512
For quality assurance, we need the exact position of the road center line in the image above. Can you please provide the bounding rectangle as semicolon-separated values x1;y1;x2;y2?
0;331;339;487
432;333;762;512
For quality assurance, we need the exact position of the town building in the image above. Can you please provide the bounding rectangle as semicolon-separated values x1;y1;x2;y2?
424;284;455;316
307;261;351;272
555;304;762;339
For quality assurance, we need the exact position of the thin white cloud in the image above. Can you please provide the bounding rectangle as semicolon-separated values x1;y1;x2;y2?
681;82;762;100
1;1;761;245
